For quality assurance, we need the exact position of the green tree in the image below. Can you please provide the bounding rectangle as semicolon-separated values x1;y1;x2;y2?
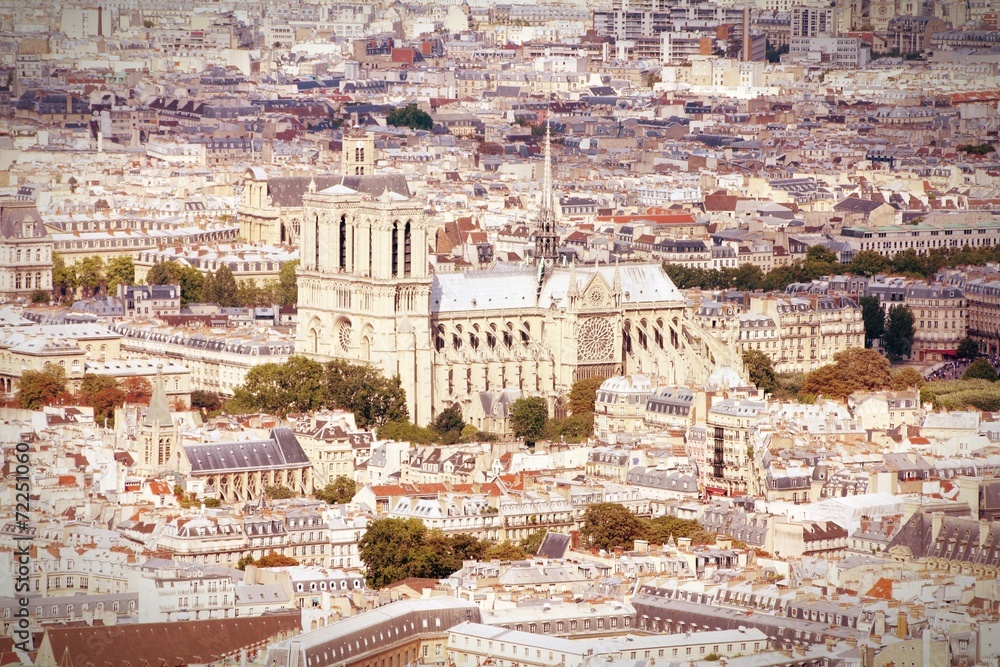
801;348;893;400
520;530;547;555
646;516;714;546
860;296;886;348
146;261;172;286
78;374;126;426
890;367;926;390
264;484;295;499
106;256;135;292
806;245;838;264
510;397;548;445
568;376;606;415
579;503;648;551
377;420;437;444
958;337;980;360
358;517;432;588
742;349;777;394
191;390;224;413
849;250;890;277
883;304;915;362
963;358;998;382
765;40;789;63
229;356;328;416
236;554;255;570
732;263;764;291
277;260;299;306
324;359;408;429
212;265;238;307
544;412;594;443
52;253;77;302
386;103;433;131
76;256;105;297
146;261;204;305
433;405;465;444
314;476;358;504
17;363;67;409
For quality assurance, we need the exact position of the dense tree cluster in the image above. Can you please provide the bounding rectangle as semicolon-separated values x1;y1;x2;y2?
228;356;407;428
579;503;717;551
883;305;916;361
146;259;298;308
667;244;1000;296
50;254;135;302
15;364;151;426
358;518;539;588
386;104;433;131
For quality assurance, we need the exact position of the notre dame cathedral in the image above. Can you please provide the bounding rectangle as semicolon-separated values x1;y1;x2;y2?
295;127;741;425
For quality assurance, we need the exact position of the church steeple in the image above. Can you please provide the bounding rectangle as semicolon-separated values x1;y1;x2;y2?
534;120;559;268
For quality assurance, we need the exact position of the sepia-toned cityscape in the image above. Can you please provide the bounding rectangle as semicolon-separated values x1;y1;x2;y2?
1;0;1000;665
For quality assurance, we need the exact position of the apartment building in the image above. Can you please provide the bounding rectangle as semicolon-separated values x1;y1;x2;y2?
905;281;966;362
594;374;653;443
111;321;294;396
839;218;1000;259
964;275;1000;354
1;198;53;298
706;399;766;497
752;294;864;373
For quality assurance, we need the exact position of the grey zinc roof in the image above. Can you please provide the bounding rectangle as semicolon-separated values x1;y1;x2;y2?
536;532;571;559
184;428;310;474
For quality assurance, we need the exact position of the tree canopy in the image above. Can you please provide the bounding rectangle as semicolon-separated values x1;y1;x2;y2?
567;376;605;415
889;367;925;390
17;364;68;409
314;476;358;504
147;260;205;306
106;256;135;292
77;374;127;426
801;348;893;400
433;405;466;444
510;397;548;445
228;356;407;428
883;304;915;362
742;349;777;395
963;358;998;382
358;518;490;588
859;296;885;349
958;337;980;360
579;503;650;551
386;104;433;131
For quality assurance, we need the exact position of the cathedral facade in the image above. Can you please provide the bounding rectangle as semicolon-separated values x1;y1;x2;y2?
296;130;741;426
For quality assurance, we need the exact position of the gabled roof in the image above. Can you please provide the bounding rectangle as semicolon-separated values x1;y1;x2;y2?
38;613;300;667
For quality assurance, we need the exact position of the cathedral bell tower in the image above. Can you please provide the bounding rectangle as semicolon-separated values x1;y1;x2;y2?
341;127;375;176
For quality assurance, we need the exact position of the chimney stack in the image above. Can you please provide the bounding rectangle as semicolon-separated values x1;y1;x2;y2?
931;512;945;542
897;610;908;639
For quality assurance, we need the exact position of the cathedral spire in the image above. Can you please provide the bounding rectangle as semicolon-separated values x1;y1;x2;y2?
534;118;559;268
145;364;171;427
